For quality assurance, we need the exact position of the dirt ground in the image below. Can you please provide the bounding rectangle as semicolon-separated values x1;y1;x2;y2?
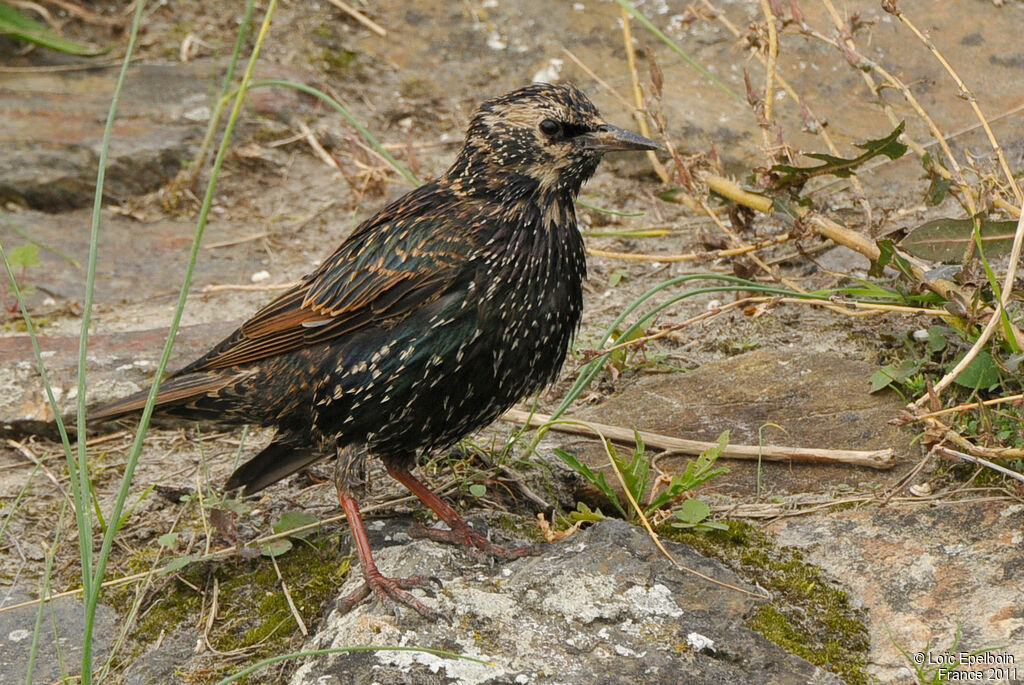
2;1;1024;683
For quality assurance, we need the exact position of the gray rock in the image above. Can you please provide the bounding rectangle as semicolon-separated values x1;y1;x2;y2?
0;591;117;684
289;519;841;684
0;63;220;211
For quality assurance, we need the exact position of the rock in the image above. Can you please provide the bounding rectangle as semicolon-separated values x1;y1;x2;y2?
0;63;224;211
0;592;117;685
572;347;917;496
768;501;1024;683
288;519;841;685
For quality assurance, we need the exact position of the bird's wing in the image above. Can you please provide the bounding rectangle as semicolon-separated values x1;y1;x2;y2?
187;183;473;371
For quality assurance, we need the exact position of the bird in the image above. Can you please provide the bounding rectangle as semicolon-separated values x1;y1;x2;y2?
88;82;661;618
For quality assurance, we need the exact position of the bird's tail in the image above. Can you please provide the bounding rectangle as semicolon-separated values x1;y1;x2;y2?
87;372;239;423
225;436;322;494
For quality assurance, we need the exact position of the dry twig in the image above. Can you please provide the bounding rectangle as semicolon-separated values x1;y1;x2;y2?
502;409;896;469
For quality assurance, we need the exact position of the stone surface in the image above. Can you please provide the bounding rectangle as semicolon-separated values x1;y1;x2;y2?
288;519;841;685
573;347;918;497
768;501;1024;683
0;592;117;684
0;63;220;210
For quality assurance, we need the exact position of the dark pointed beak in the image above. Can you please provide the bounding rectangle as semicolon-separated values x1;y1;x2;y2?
581;123;663;152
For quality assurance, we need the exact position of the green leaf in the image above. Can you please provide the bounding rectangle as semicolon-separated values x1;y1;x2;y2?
926;176;954;206
771;195;802;220
272;511;318;539
7;243;39;269
567;501;608;523
771;122;906;188
869;239;915;280
927;326;948;353
657;187;683;203
157;532;179;549
670;499;728;531
869;359;921;393
469;483;487;498
0;4;108;56
161;554;198;575
869;367;895;393
950;351;1001;390
554;448;627;519
899;217;1018;262
607;268;628;288
260;539;293;557
677;498;710;524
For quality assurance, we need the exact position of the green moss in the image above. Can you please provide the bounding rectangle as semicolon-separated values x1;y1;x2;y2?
308;25;361;78
662;521;870;684
110;531;352;683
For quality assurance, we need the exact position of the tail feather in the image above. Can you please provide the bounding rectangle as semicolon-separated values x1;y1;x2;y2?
225;436;322;494
88;372;239;423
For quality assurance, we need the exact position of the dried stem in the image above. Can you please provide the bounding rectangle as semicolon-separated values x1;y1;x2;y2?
503;409;896;469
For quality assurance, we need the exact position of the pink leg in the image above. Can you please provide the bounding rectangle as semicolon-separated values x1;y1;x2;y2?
385;461;535;560
335;483;444;620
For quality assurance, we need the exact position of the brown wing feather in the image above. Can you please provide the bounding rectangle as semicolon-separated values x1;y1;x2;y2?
181;182;471;373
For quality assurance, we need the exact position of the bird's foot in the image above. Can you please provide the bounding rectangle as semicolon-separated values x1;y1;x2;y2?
411;521;536;561
335;570;448;622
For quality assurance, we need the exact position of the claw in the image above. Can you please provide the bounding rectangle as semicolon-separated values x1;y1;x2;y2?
335;571;450;623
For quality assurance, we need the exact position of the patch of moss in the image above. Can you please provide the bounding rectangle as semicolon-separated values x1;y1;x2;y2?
0;316;50;333
307;25;361;78
111;531;352;683
661;520;870;684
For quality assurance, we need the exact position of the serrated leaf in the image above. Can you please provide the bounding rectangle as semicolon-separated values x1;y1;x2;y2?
0;4;108;56
554;448;626;518
899;217;1018;262
272;511;318;539
950;351;1001;390
771;122;906;188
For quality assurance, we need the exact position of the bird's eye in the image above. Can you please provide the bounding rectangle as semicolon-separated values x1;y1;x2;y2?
539;119;561;136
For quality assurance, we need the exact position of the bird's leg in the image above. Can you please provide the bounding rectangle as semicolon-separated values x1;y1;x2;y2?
385;461;535;560
333;461;444;620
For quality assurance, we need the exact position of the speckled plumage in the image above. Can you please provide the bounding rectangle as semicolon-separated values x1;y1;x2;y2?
90;83;660;617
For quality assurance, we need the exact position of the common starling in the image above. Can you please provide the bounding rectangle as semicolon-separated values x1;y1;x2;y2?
89;83;660;618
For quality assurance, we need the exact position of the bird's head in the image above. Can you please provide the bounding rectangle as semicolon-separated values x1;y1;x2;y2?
446;83;661;198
